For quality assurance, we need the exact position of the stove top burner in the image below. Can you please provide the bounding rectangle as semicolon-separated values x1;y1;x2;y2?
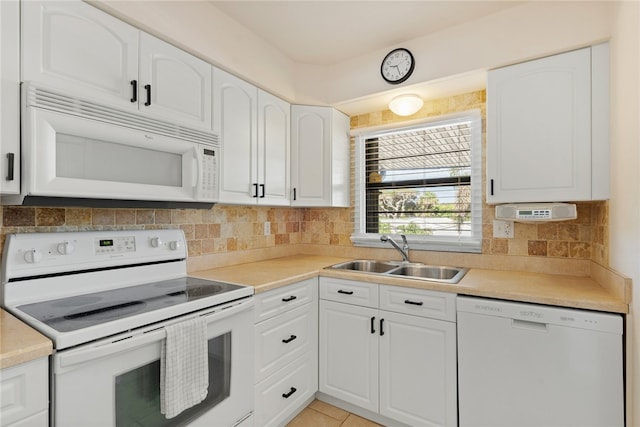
17;277;245;333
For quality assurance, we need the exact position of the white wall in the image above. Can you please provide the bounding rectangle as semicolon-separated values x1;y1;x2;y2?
90;0;298;101
295;1;614;106
92;1;613;109
609;1;640;425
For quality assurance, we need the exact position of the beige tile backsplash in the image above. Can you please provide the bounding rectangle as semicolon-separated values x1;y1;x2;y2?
0;90;610;272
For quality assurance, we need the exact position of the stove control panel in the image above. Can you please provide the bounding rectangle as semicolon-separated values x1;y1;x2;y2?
94;236;136;255
2;229;187;281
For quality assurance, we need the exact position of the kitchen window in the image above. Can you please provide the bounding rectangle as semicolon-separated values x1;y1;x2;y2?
351;110;482;253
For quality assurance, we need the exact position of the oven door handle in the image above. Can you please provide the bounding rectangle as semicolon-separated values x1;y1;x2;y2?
57;327;164;369
56;298;253;369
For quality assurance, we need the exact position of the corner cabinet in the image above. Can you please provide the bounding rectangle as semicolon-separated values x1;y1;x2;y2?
253;279;318;427
319;277;458;427
22;0;212;129
291;106;350;207
0;0;20;195
486;43;609;204
213;68;290;206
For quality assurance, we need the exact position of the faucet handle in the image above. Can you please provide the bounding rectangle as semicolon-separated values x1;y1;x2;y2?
400;234;408;247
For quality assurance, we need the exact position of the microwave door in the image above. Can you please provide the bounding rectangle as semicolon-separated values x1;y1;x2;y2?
25;107;201;202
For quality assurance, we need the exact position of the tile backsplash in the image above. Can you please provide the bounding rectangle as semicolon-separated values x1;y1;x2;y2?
0;90;610;269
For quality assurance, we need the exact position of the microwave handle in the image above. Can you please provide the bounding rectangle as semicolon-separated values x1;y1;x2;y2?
192;147;200;195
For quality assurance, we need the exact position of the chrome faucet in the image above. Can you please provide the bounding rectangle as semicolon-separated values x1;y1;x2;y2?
380;234;410;262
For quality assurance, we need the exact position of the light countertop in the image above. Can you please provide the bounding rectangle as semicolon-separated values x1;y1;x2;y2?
1;309;52;370
192;254;630;314
1;254;628;369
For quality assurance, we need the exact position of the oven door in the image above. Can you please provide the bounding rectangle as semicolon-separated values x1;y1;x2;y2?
52;299;254;427
22;105;217;203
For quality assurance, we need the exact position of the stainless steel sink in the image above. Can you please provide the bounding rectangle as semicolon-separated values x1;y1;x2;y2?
326;260;468;284
387;264;468;284
328;259;398;273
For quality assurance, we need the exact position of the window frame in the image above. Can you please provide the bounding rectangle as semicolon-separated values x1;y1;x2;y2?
351;110;483;253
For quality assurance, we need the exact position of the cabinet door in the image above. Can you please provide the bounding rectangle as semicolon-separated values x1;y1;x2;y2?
1;0;20;194
291;105;331;206
213;67;257;204
319;299;378;412
139;33;212;129
379;311;457;427
487;47;591;203
0;358;48;426
22;0;138;110
258;90;290;205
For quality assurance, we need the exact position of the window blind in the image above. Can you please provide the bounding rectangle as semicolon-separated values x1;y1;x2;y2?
352;111;482;253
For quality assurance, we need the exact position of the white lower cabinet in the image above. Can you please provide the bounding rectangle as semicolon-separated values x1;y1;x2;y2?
254;278;318;427
0;358;49;427
319;277;457;427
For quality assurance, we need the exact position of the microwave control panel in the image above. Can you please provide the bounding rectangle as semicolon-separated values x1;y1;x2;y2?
200;147;218;201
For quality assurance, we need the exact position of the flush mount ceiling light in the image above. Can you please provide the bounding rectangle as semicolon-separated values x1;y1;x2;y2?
388;94;424;116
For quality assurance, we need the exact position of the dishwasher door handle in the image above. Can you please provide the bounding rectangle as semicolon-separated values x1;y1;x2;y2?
512;318;548;332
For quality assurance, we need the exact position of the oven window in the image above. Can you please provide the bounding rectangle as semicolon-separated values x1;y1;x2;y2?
115;332;231;427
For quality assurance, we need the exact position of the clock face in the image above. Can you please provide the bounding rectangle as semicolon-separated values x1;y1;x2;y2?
381;48;415;84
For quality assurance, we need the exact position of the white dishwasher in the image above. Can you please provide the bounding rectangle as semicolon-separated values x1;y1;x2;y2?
457;296;624;427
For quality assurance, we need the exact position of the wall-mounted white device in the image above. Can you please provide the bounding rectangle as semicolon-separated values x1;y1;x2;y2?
495;203;577;223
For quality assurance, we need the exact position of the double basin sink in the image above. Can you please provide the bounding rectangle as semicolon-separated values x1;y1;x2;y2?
326;259;468;284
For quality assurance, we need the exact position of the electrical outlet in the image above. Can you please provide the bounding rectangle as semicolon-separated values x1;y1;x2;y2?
493;219;514;238
264;221;271;235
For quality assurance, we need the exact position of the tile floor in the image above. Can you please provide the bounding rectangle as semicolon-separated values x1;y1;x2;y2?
286;400;382;427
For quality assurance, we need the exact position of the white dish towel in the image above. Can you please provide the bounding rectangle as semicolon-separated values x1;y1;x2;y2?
160;316;209;419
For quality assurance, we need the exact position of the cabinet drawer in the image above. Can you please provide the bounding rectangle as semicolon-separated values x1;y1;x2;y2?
320;277;378;308
255;303;315;383
254;278;316;323
255;355;315;427
0;358;48;426
379;285;456;322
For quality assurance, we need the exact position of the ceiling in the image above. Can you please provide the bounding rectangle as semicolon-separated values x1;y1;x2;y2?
211;1;522;66
209;1;523;115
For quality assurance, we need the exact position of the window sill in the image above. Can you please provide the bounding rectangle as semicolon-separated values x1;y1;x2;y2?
350;233;482;254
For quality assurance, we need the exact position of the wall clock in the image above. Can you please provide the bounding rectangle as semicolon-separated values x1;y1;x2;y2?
380;48;415;84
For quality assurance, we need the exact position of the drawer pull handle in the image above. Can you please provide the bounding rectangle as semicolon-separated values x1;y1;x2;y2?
404;299;424;306
337;289;354;295
282;296;297;302
370;316;376;334
282;335;297;344
282;387;297;399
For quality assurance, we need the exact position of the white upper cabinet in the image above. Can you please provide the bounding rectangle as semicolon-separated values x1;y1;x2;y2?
291;106;350;207
22;0;212;129
138;33;212;129
1;0;20;195
214;68;258;204
214;67;290;206
22;0;138;110
258;90;290;206
487;44;609;204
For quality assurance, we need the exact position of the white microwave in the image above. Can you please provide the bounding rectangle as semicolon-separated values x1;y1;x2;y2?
2;83;219;208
